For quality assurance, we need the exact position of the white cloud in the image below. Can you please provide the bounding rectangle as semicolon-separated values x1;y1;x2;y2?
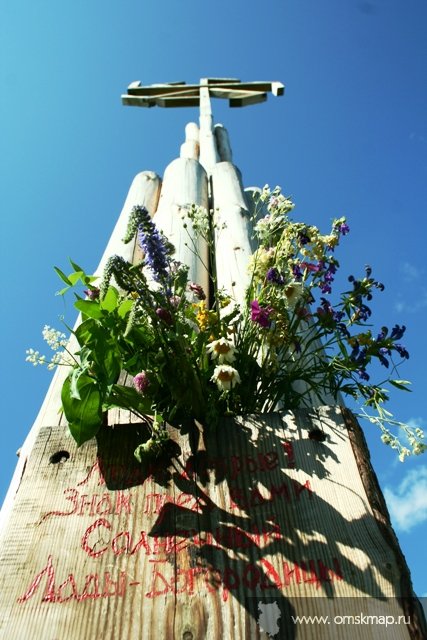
400;261;421;282
394;290;427;313
406;417;425;431
384;467;427;532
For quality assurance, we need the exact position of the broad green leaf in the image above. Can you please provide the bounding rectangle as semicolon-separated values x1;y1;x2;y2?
106;384;153;414
75;318;99;345
100;286;119;312
101;347;122;384
61;375;102;447
74;299;104;319
68;271;85;286
70;366;89;399
118;299;134;318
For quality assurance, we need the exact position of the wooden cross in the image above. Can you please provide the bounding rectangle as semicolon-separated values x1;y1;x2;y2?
122;78;284;173
121;77;284;111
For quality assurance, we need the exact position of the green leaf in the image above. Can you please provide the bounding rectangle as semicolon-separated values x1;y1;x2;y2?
74;318;99;346
56;286;71;297
105;384;153;414
61;375;103;446
390;379;412;392
100;287;119;312
101;347;122;384
74;299;104;319
69;258;85;273
118;299;134;318
68;271;85;286
70;367;89;399
54;266;72;286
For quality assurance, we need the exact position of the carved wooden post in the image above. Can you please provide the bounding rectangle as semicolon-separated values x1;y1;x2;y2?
0;79;425;640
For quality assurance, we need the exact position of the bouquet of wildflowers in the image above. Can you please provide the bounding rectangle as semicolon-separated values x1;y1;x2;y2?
27;188;426;462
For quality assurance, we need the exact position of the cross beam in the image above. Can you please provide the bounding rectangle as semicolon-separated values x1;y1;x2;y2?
121;77;284;109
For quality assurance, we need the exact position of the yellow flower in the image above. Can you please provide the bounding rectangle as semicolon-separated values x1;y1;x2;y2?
196;302;209;331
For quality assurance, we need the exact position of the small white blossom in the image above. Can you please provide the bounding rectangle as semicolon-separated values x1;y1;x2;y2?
211;365;241;391
26;349;43;366
185;204;210;236
206;338;236;364
42;325;68;351
399;447;411;462
284;282;304;309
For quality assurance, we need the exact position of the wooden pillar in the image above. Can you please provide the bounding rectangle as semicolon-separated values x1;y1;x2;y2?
1;116;425;640
152;153;209;294
0;170;161;531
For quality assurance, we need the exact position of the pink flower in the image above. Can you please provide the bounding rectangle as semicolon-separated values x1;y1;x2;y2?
84;287;100;300
250;300;273;328
188;282;206;300
133;371;150;394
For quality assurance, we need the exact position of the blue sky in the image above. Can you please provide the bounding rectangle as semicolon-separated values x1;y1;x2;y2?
1;0;427;598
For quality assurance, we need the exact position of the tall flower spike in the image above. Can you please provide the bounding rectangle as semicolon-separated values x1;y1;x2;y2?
100;255;135;299
126;205;173;282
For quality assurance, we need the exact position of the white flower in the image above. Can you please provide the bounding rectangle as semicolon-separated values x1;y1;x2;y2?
206;338;236;364
284;282;304;309
211;365;241;391
42;325;68;350
399;447;411;462
25;349;43;366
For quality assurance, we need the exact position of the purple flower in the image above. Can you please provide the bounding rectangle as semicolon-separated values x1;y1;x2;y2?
130;206;171;282
292;264;303;280
133;371;150;394
395;344;409;359
250;300;273;328
156;307;173;325
357;369;370;381
301;262;321;273
376;326;388;342
338;222;350;235
320;282;332;294
378;347;391;368
391;324;406;341
266;268;284;285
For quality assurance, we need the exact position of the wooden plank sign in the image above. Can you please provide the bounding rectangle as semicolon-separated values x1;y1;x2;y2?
0;407;424;639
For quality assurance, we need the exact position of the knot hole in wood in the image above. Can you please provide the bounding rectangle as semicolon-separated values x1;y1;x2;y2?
49;450;70;464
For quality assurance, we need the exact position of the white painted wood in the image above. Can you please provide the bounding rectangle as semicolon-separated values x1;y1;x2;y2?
198;78;220;174
98;170;161;270
0;171;162;535
214;124;233;162
212;162;252;308
180;122;200;160
154;157;209;293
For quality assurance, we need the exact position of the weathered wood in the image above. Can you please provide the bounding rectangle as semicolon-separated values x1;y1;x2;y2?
153;156;209;293
214;124;233;162
122;79;284;110
0;171;161;535
199;78;220;173
180;122;200;160
211;162;253;308
0;408;423;639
